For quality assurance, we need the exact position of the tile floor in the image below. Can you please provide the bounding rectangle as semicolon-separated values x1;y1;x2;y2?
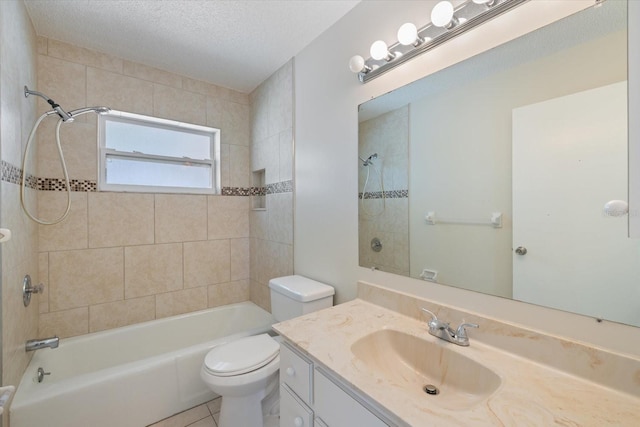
147;398;221;427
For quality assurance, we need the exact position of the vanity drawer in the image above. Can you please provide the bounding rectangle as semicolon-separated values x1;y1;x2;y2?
280;342;313;404
280;383;314;427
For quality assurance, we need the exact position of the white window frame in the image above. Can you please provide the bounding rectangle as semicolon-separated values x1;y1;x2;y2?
98;110;221;194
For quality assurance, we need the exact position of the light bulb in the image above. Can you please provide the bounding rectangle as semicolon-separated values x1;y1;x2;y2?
349;55;366;73
397;23;419;46
604;200;629;217
431;1;456;28
370;40;393;61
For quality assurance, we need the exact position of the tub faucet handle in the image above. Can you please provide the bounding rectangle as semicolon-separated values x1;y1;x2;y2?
23;274;44;307
29;283;44;294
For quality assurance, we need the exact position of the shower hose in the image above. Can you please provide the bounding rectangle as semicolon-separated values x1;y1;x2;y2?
20;112;72;225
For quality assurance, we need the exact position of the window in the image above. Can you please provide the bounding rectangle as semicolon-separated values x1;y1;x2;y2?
98;110;220;194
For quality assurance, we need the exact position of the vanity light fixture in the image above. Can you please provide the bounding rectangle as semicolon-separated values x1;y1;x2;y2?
349;0;529;83
348;55;371;74
431;1;459;29
397;23;426;47
370;40;395;61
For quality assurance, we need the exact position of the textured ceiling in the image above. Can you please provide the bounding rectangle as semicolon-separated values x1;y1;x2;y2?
24;0;360;93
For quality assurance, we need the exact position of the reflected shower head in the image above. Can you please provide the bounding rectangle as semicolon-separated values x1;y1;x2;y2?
360;153;378;166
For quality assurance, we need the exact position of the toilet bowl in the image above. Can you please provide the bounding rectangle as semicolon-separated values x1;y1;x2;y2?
200;275;335;427
200;334;280;427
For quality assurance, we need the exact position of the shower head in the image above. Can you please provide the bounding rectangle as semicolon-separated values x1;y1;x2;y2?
360;153;378;166
68;106;111;117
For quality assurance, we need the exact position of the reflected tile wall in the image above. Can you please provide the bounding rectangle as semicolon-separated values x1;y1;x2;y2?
358;107;409;275
35;38;258;339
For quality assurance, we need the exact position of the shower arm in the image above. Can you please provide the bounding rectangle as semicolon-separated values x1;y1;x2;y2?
24;85;73;122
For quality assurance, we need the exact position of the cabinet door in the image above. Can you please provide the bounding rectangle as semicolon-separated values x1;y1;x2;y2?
314;369;388;427
280;384;313;427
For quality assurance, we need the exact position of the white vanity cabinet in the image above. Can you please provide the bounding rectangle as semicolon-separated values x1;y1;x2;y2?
279;341;392;427
313;368;388;427
280;383;313;427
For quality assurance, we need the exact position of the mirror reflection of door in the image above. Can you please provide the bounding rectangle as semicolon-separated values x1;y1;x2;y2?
512;81;639;326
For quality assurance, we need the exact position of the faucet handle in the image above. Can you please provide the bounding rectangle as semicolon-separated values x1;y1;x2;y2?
420;307;438;321
421;308;449;331
455;323;479;339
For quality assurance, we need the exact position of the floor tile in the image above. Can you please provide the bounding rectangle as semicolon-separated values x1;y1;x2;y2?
147;404;211;427
188;416;217;427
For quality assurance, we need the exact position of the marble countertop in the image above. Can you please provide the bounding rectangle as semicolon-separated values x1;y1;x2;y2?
273;299;640;427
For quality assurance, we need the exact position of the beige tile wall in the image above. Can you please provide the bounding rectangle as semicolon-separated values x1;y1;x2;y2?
36;38;254;338
38;185;253;338
249;61;295;311
0;0;39;395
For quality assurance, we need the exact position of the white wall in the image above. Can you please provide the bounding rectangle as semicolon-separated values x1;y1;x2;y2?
630;0;640;237
294;0;640;357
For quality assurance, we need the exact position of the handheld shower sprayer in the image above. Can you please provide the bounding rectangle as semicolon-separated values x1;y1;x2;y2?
21;85;111;225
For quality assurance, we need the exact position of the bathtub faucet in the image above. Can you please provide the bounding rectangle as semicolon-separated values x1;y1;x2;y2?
25;336;59;352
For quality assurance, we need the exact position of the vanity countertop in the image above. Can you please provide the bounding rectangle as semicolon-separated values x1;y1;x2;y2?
273;299;640;426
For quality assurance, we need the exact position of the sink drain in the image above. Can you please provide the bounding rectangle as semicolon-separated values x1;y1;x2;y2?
423;384;439;395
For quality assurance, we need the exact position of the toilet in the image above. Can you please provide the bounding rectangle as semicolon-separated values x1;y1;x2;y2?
200;275;334;427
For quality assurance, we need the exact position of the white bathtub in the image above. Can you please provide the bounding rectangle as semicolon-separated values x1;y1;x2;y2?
11;301;275;427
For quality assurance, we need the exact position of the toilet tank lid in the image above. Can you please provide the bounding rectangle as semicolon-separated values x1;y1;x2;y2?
268;275;335;302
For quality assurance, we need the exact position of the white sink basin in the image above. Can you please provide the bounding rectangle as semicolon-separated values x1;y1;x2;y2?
351;329;502;411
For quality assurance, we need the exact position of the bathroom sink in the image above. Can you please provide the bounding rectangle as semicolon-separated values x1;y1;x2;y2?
351;329;501;411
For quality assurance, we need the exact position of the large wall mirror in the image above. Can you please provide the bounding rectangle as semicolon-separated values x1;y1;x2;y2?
358;0;638;327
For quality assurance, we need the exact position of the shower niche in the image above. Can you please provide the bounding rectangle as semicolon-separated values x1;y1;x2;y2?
252;169;266;210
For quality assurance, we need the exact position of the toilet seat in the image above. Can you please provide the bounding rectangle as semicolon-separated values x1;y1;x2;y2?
204;334;279;377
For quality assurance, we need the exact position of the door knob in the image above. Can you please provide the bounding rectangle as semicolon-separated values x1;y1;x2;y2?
515;246;527;255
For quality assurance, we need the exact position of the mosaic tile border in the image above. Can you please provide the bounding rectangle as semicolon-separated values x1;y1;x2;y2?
2;162;294;196
37;177;97;192
266;180;293;194
1;160;37;189
222;180;293;196
359;189;408;200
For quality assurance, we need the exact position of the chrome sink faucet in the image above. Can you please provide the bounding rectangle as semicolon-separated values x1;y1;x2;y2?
421;308;478;346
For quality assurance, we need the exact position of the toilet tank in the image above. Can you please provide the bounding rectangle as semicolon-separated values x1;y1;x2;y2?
268;275;335;322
